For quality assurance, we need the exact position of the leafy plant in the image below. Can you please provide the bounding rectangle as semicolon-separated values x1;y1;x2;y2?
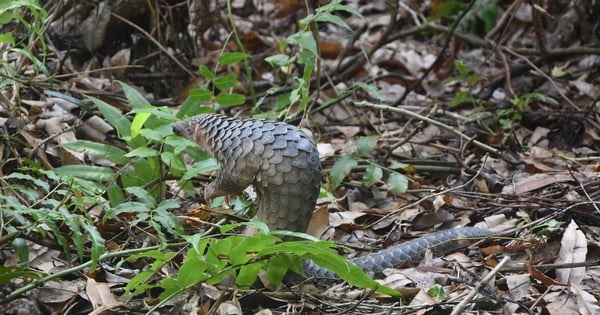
433;0;498;34
0;0;49;80
258;0;364;119
445;59;483;107
329;136;410;194
126;223;400;308
499;92;557;129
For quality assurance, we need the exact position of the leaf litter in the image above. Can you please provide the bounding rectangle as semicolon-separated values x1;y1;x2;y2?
1;0;600;314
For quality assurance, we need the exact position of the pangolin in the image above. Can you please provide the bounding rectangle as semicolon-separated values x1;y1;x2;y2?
173;113;491;278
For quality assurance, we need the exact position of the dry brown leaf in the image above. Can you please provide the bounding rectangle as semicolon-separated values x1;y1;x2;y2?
502;173;573;194
85;277;119;311
555;220;587;285
306;205;330;238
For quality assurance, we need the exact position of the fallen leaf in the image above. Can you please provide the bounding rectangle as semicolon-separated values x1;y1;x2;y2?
555;220;587;285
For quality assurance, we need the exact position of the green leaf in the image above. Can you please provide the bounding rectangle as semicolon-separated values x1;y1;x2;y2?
188;88;213;103
11;238;28;265
126;186;157;207
329;155;357;189
428;283;449;301
125;146;159;158
43;90;92;113
106;184;124;206
181;158;219;181
287;31;317;57
214;74;238;90
53;165;117;181
363;164;383;186
356;135;378;158
131;111;151;137
389;161;410;170
315;12;351;30
332;4;365;19
0;32;14;44
216;93;245;106
0;266;43;285
267;254;301;285
117;80;151;109
88;96;131;139
81;224;105;272
59;140;129;165
354;82;385;101
237;262;264;288
259;241;400;297
264;54;294;67
218;52;250;65
198;65;215;80
388;171;408;194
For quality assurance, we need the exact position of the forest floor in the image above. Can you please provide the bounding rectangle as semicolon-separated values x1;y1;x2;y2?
1;0;600;314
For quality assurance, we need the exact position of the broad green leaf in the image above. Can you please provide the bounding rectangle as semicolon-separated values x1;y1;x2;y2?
182;235;210;255
131;111;151;137
258;241;400;297
236;263;263;288
11;238;28;265
389;161;410;170
0;32;14;44
188;88;213;103
58;207;84;262
363;164;383;186
214;74;238;90
105;201;149;219
198;65;215;80
229;233;278;266
53;165;117;181
117;80;151;109
388;171;408;194
82;223;105;272
59;140;129;165
106;184;124;206
267;254;300;285
329;155;357;189
126;186;157;207
218;52;250;65
216;93;245;106
315;13;351;30
125;146;159;158
126;269;158;296
356;135;378;158
333;4;365;19
181;158;219;181
3;172;49;192
296;31;318;56
264;54;293;67
176;248;209;287
89;96;131;138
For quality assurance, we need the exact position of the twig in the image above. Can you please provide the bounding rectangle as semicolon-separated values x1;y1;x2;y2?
451;255;510;315
353;101;501;156
501;47;580;110
395;0;477;105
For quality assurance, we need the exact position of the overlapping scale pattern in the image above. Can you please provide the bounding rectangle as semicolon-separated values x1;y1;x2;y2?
173;114;322;232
